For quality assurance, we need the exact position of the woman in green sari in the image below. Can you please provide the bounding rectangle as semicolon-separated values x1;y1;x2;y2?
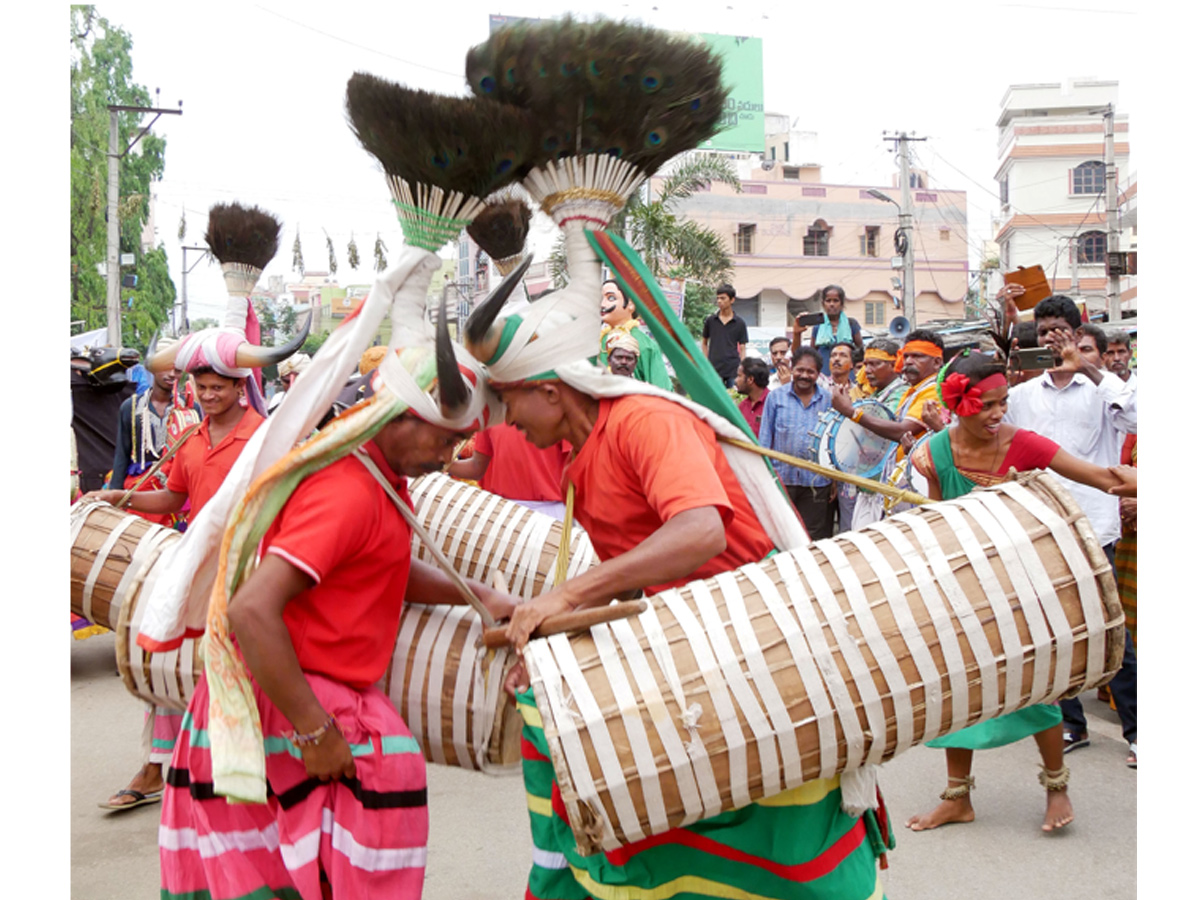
903;351;1133;834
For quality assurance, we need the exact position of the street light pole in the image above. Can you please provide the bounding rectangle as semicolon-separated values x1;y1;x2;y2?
180;245;209;333
897;136;916;325
104;94;183;347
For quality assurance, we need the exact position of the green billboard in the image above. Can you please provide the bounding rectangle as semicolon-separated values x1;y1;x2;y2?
697;33;765;154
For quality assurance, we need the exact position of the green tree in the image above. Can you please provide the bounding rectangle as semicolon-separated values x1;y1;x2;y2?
681;281;717;342
71;7;172;338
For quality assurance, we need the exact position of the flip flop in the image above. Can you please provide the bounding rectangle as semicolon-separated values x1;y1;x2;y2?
98;788;163;811
1126;743;1137;769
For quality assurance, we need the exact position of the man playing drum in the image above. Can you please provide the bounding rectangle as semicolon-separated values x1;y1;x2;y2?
83;366;264;811
465;273;892;900
157;343;515;900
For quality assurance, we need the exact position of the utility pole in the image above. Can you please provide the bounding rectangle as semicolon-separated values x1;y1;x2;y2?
1103;103;1121;323
883;131;926;326
179;245;209;333
105;91;182;347
1070;236;1079;296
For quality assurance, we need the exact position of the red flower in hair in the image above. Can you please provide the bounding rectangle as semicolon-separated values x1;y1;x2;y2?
941;372;984;416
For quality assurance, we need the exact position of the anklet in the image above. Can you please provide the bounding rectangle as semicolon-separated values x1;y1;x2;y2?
939;775;975;801
1038;765;1069;792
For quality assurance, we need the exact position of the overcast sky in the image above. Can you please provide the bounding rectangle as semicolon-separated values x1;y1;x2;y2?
88;0;1143;323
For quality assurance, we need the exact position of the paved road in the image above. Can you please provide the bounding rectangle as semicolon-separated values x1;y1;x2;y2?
72;631;1136;899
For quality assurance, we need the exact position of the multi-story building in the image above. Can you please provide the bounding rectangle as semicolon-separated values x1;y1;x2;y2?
660;158;969;333
993;79;1134;317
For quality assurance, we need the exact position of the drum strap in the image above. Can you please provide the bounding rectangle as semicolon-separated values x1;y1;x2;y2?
355;450;495;626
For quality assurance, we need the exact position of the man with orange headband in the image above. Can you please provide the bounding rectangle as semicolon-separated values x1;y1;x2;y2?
830;329;944;444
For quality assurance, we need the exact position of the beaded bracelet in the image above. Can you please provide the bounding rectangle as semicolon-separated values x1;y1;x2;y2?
287;714;340;749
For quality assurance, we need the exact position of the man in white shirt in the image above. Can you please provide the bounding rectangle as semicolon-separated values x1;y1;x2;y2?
1004;296;1137;767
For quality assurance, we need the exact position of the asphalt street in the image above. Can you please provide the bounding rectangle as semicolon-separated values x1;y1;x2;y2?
71;630;1136;899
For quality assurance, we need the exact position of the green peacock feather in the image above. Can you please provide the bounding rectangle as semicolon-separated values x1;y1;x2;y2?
465;17;731;177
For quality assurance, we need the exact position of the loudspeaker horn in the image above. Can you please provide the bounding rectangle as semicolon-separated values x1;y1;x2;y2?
888;316;911;341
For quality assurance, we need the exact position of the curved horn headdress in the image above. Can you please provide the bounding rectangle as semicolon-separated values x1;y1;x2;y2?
144;203;310;417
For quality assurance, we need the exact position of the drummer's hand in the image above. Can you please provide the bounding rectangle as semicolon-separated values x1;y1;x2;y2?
504;659;530;700
79;489;125;507
900;432;915;453
299;727;357;783
504;590;572;650
921;402;946;433
473;582;518;624
1119;496;1137;531
829;383;854;417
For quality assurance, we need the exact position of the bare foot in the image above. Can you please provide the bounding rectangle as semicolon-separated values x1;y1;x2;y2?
103;763;164;808
1042;791;1074;832
905;796;975;831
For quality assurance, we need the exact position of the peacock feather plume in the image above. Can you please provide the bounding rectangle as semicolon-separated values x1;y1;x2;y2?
345;73;536;252
466;17;731;184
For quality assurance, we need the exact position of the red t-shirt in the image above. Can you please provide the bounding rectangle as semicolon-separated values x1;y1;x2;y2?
475;422;571;502
737;391;768;438
166;408;263;517
567;395;775;594
261;439;413;689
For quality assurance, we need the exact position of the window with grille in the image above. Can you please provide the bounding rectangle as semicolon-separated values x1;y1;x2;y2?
1078;230;1106;264
735;223;756;255
999;175;1009;206
860;226;880;257
864;301;885;325
804;222;830;256
1072;161;1105;195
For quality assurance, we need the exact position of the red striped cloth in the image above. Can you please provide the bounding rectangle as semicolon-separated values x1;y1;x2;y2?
160;671;428;900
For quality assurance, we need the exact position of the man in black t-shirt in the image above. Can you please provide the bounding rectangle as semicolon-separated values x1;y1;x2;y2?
701;283;749;388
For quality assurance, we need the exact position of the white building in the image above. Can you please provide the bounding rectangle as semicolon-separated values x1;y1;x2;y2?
993;79;1134;317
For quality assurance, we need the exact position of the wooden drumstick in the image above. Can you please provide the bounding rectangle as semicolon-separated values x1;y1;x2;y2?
481;599;647;649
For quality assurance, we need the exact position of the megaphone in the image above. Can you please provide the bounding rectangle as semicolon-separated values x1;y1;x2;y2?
888;316;911;341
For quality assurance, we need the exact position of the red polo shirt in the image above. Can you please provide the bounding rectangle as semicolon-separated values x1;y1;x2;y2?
475;422;571;502
261;439;413;688
737;390;769;438
166;408;264;517
566;395;775;595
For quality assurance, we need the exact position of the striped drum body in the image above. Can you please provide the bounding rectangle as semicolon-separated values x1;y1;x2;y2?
525;473;1125;855
70;500;181;631
106;474;599;768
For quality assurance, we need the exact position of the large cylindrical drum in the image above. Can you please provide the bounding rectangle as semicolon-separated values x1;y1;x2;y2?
71;499;181;631
113;474;599;767
524;473;1125;855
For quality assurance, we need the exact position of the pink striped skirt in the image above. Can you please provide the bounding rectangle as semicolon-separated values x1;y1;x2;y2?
160;671;428;900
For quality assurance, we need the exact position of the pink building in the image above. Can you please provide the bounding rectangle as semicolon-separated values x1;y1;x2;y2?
657;160;969;333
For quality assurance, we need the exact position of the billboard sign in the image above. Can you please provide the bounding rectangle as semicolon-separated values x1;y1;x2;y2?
697;33;765;155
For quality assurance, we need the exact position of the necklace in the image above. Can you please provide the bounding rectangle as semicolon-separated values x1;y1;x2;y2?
952;426;1004;474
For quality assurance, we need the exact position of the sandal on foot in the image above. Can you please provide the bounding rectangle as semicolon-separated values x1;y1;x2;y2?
98;788;163;811
1126;743;1137;769
1062;731;1090;754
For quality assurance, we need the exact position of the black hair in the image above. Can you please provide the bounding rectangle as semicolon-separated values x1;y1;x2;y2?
852;347;864;365
1077;323;1108;354
1033;294;1082;329
945;349;1006;387
716;283;736;299
1106;329;1131;349
190;365;238;381
602;279;631;307
769;336;791;350
792;346;823;369
740;356;771;388
830;340;855;355
1014;321;1039;349
821;284;846;305
905;329;945;352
